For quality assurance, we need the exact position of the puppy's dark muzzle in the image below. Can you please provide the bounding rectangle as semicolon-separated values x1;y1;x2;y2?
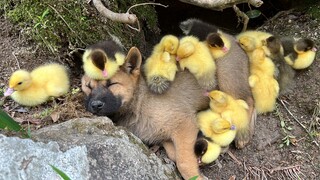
85;86;122;116
90;100;105;110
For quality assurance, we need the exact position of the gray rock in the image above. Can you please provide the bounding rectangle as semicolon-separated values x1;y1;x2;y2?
0;117;180;180
0;135;89;180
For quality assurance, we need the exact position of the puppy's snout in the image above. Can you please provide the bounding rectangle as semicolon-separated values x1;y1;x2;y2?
90;100;105;110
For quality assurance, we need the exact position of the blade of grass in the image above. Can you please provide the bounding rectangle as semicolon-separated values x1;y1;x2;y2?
0;109;22;131
49;164;71;180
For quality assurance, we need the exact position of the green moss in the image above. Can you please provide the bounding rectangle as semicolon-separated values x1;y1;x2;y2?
2;0;159;53
307;4;320;19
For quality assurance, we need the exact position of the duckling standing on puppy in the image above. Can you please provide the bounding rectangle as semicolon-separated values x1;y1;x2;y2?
144;35;179;94
4;63;70;106
206;32;231;59
176;35;216;91
248;48;279;114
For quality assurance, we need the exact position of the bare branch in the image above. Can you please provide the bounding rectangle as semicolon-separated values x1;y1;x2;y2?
92;0;137;25
233;5;249;32
178;0;263;11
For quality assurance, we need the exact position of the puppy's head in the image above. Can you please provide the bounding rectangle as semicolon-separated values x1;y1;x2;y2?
81;47;142;116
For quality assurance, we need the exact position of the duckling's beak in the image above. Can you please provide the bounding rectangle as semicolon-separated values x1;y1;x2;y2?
4;88;14;97
176;56;181;61
203;91;209;97
102;69;108;77
312;47;317;52
222;46;229;53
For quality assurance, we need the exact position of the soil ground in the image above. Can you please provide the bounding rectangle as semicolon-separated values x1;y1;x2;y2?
0;6;319;180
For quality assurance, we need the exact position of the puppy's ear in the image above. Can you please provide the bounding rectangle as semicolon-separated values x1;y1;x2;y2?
121;47;142;76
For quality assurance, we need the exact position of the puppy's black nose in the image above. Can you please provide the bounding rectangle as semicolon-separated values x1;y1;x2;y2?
90;100;105;110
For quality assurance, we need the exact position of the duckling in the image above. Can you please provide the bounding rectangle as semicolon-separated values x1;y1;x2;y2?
179;18;219;41
82;40;125;80
249;49;280;113
249;47;277;77
283;38;317;69
143;35;179;94
194;138;221;164
238;36;258;59
263;36;295;94
176;35;216;90
236;30;273;49
4;63;70;106
206;32;231;59
197;109;236;147
207;90;249;147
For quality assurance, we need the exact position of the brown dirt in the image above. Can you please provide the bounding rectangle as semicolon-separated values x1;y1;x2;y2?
0;8;319;180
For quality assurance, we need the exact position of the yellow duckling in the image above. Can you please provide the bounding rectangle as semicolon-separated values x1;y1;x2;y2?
238;36;258;59
206;32;231;59
284;38;317;69
236;30;273;48
197;109;236;147
249;49;280;113
143;35;179;94
82;40;125;80
207;90;249;147
194;138;221;164
176;35;216;90
4;63;70;106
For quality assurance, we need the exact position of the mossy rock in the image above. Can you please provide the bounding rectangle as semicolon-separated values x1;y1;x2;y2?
1;0;159;56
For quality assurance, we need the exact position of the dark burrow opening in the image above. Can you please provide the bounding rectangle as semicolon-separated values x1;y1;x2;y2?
153;0;296;36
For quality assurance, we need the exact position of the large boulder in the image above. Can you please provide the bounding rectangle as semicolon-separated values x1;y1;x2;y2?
0;117;180;179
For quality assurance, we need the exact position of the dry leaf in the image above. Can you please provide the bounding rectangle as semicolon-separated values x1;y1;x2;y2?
50;112;60;122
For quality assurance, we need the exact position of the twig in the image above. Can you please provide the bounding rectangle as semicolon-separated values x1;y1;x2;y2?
125;2;168;32
12;52;20;69
227;150;242;166
92;0;168;32
270;165;300;173
279;99;320;149
233;5;249;32
126;2;168;13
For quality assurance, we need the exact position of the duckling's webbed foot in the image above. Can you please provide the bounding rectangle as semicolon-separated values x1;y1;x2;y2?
148;76;171;94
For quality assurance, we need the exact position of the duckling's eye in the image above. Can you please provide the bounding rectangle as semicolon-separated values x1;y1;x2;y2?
17;82;23;85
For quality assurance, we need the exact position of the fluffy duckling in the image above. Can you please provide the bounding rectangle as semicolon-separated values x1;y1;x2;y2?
207;90;249;145
263;36;295;94
143;35;179;94
176;35;216;90
236;30;273;49
249;47;277;77
237;36;259;59
4;63;70;106
194;138;221;164
82;40;126;80
206;32;231;59
249;49;280;113
197;109;236;147
283;38;317;69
